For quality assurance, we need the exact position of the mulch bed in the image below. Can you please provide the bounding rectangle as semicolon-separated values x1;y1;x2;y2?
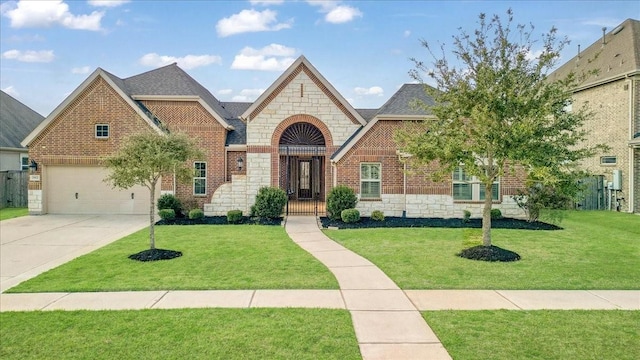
128;248;183;262
156;216;283;226
319;216;561;230
458;245;521;262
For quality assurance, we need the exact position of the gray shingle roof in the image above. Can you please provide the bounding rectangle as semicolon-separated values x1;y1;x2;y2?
550;18;640;87
220;102;250;145
376;83;435;116
0;90;44;149
356;108;379;122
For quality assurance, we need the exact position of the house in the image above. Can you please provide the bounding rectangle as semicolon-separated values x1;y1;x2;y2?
21;56;527;217
0;90;44;172
549;18;640;213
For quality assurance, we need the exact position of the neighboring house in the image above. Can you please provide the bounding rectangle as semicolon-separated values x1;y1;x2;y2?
549;18;640;213
22;56;527;217
0;90;44;171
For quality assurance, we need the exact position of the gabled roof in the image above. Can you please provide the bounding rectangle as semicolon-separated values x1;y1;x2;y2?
123;63;233;130
241;55;367;126
22;68;164;147
550;18;640;89
0;90;44;149
220;102;251;146
331;83;437;163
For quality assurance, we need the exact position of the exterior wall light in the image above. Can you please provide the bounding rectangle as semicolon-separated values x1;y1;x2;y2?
237;156;244;171
29;159;38;173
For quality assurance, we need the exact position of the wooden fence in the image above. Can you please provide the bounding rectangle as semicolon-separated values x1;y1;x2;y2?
0;170;28;208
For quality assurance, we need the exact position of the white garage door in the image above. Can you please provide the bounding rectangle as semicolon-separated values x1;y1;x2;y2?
46;166;159;214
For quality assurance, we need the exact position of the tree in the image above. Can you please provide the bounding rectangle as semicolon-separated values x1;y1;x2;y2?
395;9;606;248
104;131;203;250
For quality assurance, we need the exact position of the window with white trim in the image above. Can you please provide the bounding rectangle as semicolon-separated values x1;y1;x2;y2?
95;124;109;138
452;166;499;201
21;155;29;171
194;162;207;195
360;163;381;199
600;156;617;165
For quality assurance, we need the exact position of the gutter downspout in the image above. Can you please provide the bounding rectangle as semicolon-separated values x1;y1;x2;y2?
628;76;635;213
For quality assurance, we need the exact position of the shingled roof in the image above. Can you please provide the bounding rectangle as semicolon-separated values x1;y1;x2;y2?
376;83;435;116
549;18;640;88
0;90;44;149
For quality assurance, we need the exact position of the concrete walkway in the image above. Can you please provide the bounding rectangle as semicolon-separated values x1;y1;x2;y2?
1;215;639;360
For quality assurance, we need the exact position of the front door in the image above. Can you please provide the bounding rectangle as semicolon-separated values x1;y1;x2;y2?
298;160;312;199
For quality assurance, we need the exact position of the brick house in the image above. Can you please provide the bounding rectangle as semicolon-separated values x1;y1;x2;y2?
22;55;527;218
549;18;640;213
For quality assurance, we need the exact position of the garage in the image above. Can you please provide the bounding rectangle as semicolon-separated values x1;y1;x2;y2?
46;166;159;214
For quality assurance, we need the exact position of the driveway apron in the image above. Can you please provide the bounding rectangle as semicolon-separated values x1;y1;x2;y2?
0;214;148;293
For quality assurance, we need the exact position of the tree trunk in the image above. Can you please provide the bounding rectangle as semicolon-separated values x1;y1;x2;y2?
149;182;156;249
482;181;493;247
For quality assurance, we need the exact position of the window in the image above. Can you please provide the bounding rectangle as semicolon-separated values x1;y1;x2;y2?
600;156;617;165
194;162;206;195
360;163;381;199
21;156;29;171
452;166;499;201
95;124;109;138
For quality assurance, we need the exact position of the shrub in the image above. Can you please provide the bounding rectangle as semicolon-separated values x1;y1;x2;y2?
180;197;200;214
157;194;182;216
327;185;357;220
158;209;175;221
490;208;502;219
371;210;385;221
462;210;471;223
341;208;360;223
188;208;204;220
227;210;243;224
253;187;287;219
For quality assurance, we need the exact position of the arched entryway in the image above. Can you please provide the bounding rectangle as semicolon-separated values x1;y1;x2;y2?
278;121;326;215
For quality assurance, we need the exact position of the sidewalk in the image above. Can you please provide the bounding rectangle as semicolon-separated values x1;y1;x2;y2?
1;216;638;360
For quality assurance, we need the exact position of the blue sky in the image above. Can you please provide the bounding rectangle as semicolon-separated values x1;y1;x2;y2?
1;0;638;116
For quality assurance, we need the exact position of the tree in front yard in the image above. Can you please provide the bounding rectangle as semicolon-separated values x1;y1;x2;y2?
395;9;606;259
104;131;203;259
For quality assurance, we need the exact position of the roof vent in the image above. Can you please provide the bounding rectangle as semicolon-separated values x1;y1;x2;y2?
601;27;607;46
611;25;624;35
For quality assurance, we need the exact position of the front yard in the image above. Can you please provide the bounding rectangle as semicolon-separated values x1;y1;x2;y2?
0;207;28;221
323;211;640;289
8;225;338;293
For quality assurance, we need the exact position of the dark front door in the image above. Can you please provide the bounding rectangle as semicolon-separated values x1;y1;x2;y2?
298;160;312;199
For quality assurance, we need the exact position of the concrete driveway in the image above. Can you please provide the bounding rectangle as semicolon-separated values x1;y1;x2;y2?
0;215;148;292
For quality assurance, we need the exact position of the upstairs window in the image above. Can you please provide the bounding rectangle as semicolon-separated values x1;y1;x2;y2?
452;166;499;201
95;124;109;138
194;162;207;195
360;163;381;199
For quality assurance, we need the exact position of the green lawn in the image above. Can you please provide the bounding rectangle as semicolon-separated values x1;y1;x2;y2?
423;310;640;360
0;207;28;221
324;211;640;289
0;308;360;360
9;225;339;292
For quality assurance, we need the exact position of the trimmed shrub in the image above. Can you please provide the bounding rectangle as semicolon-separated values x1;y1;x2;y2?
180;197;200;214
253;187;287;219
371;210;385;221
159;209;175;221
157;194;182;216
462;210;471;223
327;185;357;220
341;208;360;223
227;210;243;224
490;208;502;219
188;208;204;220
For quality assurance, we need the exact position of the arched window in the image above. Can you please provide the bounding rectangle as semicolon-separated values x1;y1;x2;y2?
279;122;325;146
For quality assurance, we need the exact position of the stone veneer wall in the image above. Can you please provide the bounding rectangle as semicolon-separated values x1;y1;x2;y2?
356;194;525;219
205;175;248;216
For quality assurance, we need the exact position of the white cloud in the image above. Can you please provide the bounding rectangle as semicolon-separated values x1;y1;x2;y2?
231;44;297;71
71;66;91;74
307;1;362;24
404;30;411;37
2;85;19;97
217;89;233;95
249;0;285;5
231;88;264;102
2;0;104;31
2;49;55;63
354;86;384;96
88;0;130;7
139;53;222;70
216;9;292;37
